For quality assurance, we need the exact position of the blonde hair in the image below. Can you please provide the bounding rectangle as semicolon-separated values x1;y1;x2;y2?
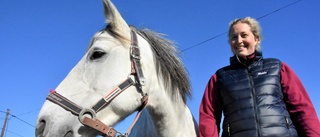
228;17;262;51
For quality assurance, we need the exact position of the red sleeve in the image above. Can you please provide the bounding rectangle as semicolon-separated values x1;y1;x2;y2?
281;62;320;136
199;74;222;137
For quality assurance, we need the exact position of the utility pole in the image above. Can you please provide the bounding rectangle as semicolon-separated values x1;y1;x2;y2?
0;109;10;137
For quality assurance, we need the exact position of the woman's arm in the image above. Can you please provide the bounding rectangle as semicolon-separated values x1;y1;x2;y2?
281;62;320;136
199;74;222;137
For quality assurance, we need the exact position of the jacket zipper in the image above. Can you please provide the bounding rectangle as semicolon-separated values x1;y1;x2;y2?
285;116;289;128
227;124;231;137
237;55;262;136
285;116;292;137
248;70;261;137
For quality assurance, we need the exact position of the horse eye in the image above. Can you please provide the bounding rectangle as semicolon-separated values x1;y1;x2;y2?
90;50;106;60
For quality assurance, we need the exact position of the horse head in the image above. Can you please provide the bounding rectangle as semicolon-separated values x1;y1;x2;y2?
36;0;198;137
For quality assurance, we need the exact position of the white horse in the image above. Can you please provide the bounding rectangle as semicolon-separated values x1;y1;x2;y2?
36;0;198;137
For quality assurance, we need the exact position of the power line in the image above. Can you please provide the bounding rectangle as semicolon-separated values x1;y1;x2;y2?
16;108;41;117
9;114;35;128
256;0;302;20
1;110;36;129
181;32;227;52
0;109;35;137
0;128;24;137
181;0;302;52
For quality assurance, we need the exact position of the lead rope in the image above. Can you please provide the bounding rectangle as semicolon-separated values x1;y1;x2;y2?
116;95;148;137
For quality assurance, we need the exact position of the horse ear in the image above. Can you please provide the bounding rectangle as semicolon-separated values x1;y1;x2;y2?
102;0;131;40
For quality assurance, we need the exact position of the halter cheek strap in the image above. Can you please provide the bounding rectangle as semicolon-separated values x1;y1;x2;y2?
130;30;146;86
46;30;148;137
47;90;118;137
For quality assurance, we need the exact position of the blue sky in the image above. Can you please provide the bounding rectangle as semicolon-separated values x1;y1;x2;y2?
1;0;319;136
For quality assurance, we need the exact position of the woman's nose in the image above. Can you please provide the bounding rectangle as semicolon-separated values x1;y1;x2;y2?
237;36;243;43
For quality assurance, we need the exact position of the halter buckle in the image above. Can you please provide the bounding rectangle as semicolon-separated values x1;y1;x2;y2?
138;78;146;86
130;46;141;60
78;108;97;124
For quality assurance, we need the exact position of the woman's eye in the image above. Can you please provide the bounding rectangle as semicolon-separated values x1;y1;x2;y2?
90;51;106;60
231;36;237;40
241;34;248;38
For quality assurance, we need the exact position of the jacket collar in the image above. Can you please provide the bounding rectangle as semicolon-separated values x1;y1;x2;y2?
230;51;263;66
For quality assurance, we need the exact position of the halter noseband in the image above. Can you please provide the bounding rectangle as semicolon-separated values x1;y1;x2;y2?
46;30;148;137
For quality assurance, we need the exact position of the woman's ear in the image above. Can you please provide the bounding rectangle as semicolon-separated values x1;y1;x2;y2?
255;36;259;42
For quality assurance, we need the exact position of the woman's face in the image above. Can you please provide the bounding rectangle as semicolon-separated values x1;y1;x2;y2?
229;22;258;57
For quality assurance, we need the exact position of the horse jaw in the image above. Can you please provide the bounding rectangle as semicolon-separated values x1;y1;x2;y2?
150;94;197;136
129;90;198;137
126;72;197;137
103;0;131;41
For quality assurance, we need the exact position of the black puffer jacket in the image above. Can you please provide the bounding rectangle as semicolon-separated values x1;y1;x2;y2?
216;52;298;137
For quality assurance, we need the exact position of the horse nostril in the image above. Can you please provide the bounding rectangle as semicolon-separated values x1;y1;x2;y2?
35;119;74;137
64;130;74;137
35;120;46;137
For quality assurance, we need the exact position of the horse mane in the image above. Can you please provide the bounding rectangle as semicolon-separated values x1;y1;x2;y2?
131;27;191;104
102;24;191;104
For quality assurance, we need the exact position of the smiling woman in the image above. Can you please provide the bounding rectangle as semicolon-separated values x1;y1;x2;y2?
35;0;198;137
228;18;261;58
199;17;320;137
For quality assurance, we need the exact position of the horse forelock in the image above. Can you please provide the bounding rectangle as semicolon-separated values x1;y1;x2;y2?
104;24;129;43
86;24;131;51
131;27;191;104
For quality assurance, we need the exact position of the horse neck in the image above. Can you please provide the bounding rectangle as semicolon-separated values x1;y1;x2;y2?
130;88;197;137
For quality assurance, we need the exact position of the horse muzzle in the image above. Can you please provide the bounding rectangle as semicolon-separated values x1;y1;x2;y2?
36;117;74;137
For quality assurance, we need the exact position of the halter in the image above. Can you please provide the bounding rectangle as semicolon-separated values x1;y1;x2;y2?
46;30;148;137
